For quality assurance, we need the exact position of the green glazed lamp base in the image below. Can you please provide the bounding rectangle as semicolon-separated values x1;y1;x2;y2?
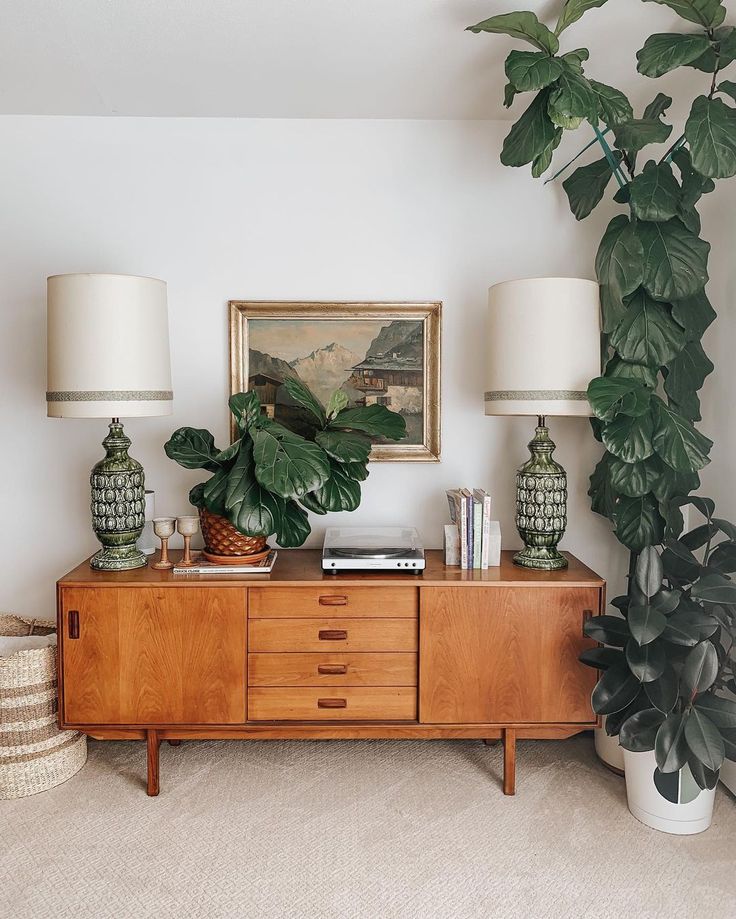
89;419;147;571
514;417;568;572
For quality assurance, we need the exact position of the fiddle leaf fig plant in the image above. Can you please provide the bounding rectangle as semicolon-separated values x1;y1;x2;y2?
164;380;406;547
469;0;736;779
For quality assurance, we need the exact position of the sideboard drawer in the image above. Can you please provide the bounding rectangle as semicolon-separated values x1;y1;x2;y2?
248;686;417;721
249;618;418;652
248;652;418;687
249;586;418;619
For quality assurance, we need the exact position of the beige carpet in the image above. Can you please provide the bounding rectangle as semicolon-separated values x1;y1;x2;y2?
2;735;734;919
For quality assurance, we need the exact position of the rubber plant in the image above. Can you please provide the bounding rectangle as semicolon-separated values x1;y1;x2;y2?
468;0;736;786
164;380;406;547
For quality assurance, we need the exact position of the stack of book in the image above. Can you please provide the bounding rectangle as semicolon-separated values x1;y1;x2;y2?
445;489;501;569
173;551;278;575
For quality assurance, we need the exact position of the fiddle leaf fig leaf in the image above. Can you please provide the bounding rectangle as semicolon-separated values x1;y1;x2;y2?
606;357;659;389
590;80;634;126
614;117;673;154
315;429;372;464
717;79;736;103
188;482;205;509
602;411;655;463
685;95;736;178
619;708;666;751
664;341;714;421
587;376;651;422
252;421;331;499
224;443;283;537
614;494;666;551
326;389;350;420
203;467;229;516
282;376;327;426
608;455;660;497
467;12;559;54
637;33;711;77
505;50;563;91
652;398;713;472
672;147;715;209
560;48;590;71
555;0;609;35
504;82;518;109
638;218;710;302
501;89;559;167
681;641;719;696
531;128;562;177
307;461;362;513
563;154;621;220
643;92;673;121
588;454;619;519
655;713;690;773
671;289;717;341
685;708;725;770
642;0;726;30
628;160;680;222
228;391;261;432
342;460;369;482
331;403;406;440
547;70;598;128
595;215;644;330
164;428;221;471
610;289;685;366
275;500;311;548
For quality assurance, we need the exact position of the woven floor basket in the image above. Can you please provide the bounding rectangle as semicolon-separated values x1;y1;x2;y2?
0;614;86;799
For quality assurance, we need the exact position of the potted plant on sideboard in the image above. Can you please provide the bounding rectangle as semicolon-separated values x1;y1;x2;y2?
581;497;736;833
164;379;406;556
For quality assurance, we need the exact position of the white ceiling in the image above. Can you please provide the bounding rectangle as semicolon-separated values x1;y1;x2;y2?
0;0;701;119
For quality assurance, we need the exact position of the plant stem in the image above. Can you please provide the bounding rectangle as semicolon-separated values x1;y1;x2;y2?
544;128;612;184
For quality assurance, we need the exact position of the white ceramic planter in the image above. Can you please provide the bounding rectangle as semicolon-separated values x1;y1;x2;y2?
624;749;716;835
595;717;625;774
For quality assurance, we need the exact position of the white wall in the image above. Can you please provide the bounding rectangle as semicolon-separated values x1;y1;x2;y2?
1;115;634;618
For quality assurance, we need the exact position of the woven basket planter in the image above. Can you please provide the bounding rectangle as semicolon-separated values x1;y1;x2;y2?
0;614;86;799
199;508;268;557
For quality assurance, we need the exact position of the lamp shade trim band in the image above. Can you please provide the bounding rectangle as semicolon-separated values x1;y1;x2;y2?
46;390;173;403
485;390;589;402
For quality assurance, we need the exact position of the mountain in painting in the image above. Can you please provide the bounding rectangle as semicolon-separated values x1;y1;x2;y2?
290;342;361;404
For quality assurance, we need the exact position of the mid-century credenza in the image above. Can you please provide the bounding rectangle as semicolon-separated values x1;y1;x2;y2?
56;550;604;796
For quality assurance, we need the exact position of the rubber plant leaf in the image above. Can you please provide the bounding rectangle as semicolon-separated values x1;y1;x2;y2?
592;663;642;715
681;641;719;696
685;708;725;771
619;708;666;752
655;712;690;773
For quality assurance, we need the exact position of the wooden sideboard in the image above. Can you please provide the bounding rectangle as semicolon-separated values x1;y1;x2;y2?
56;550;604;796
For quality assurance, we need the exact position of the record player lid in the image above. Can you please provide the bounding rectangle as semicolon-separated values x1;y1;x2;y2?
323;526;423;557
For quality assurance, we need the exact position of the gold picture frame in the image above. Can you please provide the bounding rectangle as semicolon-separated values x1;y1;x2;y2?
229;301;441;461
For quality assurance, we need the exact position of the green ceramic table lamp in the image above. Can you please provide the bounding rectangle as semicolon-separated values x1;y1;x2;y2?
485;277;601;570
46;273;173;570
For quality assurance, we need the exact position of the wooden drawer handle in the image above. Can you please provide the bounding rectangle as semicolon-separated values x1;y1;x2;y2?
317;698;347;709
317;663;348;675
68;610;80;640
319;595;348;606
582;609;593;637
318;629;348;641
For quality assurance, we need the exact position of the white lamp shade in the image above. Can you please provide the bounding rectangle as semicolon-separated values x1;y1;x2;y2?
485;277;601;417
47;273;173;418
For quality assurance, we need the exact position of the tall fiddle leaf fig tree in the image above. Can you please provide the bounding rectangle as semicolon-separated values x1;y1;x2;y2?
468;0;736;783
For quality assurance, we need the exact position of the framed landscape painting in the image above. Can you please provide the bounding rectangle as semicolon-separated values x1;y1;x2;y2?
229;301;441;461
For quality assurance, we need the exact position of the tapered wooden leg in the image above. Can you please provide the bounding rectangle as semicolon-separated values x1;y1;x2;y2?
503;728;516;796
147;730;160;796
168;739;181;746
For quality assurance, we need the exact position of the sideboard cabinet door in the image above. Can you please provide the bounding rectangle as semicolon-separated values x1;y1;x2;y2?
419;587;598;724
60;587;246;725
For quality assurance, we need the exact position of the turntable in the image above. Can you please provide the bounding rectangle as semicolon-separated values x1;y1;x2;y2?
322;526;425;574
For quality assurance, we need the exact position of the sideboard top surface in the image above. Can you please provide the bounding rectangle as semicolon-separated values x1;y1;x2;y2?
58;550;604;588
